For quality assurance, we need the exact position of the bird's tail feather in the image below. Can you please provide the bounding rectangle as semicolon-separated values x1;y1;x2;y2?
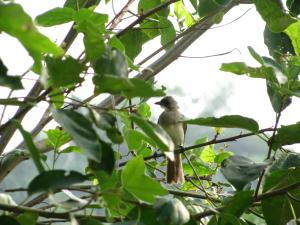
167;154;184;183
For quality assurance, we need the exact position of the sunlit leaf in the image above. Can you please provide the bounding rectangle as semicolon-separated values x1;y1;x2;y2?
28;170;86;195
122;156;167;203
285;21;300;56
45;128;71;148
254;0;297;33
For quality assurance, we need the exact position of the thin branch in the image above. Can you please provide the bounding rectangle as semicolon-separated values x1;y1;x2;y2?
179;48;241;59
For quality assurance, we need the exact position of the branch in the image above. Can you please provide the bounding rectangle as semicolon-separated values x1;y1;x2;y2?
119;128;273;167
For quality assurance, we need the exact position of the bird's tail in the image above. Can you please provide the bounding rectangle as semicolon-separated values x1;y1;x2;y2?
167;154;185;184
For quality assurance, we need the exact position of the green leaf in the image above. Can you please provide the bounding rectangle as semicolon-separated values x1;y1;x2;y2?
138;103;151;119
174;1;194;28
220;62;249;75
248;46;264;64
64;0;87;9
49;88;64;109
184;115;259;132
0;59;23;89
79;217;103;225
285;21;300;56
122;156;167;203
13;120;45;173
16;212;38;225
200;146;216;163
45;56;85;87
119;29;148;60
52;109;103;163
0;4;64;73
154;198;190;225
198;0;230;17
28;170;86;195
130;115;174;152
253;0;297;32
264;26;295;59
124;129;156;150
93;48;128;77
138;0;169;18
262;167;300;225
158;16;176;49
272;122;300;149
35;7;75;26
287;0;300;16
93;75;133;94
84;34;105;60
214;151;233;164
0;216;21;225
45;128;71;148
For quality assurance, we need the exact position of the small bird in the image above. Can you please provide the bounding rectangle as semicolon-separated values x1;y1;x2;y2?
155;96;186;184
221;155;273;190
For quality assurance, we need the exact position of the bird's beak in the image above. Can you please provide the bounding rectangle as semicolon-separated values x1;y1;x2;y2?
155;101;162;105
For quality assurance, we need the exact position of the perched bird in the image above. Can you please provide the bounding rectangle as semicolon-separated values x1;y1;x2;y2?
155;96;186;183
221;155;273;190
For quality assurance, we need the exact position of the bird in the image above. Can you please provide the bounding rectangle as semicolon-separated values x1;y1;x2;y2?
155;96;186;184
221;155;273;190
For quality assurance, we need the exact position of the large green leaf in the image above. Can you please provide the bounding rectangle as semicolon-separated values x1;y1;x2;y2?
285;21;300;56
52;109;103;163
253;0;297;33
122;156;167;203
35;7;74;26
124;129;156;151
183;115;259;132
28;170;86;195
16;212;38;225
13;121;45;173
264;26;295;59
93;48;128;77
272;123;300;149
130;115;174;152
198;0;231;17
45;56;85;87
93;75;165;98
0;216;21;225
262;167;300;225
221;155;271;190
0;4;64;72
158;16;176;49
0;59;23;90
154;198;190;225
138;0;169;18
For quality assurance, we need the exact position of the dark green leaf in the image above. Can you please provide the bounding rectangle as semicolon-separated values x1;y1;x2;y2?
287;0;300;16
93;75;133;94
49;87;64;109
0;59;23;89
93;48;128;77
79;217;103;225
267;81;283;113
122;156;167;203
0;98;29;106
262;167;300;225
272;122;300;149
0;216;21;225
119;29;148;60
269;152;300;172
84;35;105;60
154;198;190;225
198;0;229;17
138;0;169;18
158;16;176;48
130;115;174;152
64;0;92;9
128;207;162;225
17;212;38;225
253;0;296;32
184;115;259;132
52;109;103;163
45;56;85;87
106;128;123;144
0;4;64;73
35;7;74;26
28;170;86;195
13;120;45;173
264;26;295;60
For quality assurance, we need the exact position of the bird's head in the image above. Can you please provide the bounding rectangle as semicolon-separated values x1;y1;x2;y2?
155;96;179;110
